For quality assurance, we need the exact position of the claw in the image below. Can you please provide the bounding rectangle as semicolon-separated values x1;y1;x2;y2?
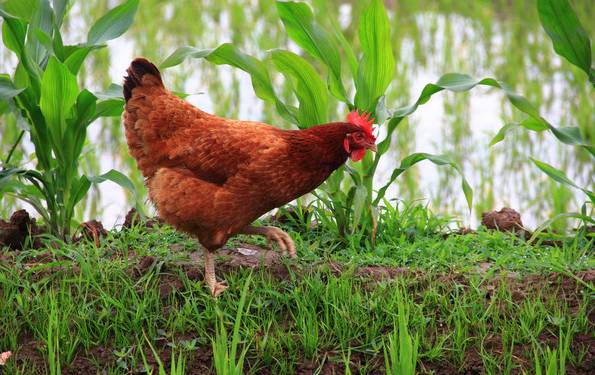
240;225;297;258
265;228;296;258
209;280;228;297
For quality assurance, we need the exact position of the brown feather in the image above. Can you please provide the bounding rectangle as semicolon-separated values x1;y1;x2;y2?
123;58;359;250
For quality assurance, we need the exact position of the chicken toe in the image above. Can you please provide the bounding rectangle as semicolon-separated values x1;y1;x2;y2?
239;225;296;258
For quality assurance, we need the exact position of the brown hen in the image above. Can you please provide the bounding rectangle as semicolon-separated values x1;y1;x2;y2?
123;58;376;296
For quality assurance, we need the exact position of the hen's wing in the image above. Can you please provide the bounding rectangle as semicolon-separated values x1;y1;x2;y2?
123;58;287;184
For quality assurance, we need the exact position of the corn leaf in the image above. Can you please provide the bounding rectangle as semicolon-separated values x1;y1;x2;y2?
270;49;328;127
51;0;69;27
384;73;594;157
374;152;473;211
95;99;124;118
86;0;139;45
1;0;37;22
88;169;143;214
276;1;348;104
159;46;212;69
530;158;595;203
355;0;395;114
64;45;98;74
39;57;79;162
537;0;594;86
26;0;53;66
0;75;25;100
161;44;298;124
1;15;27;58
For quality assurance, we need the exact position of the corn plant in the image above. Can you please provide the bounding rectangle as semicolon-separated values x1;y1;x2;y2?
157;0;593;236
0;0;139;239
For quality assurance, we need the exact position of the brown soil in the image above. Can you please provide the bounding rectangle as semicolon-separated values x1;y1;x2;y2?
481;207;524;232
4;245;594;374
77;219;108;247
123;208;162;229
2;209;594;373
0;210;43;250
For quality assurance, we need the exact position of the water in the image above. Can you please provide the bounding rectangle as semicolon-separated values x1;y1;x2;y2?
1;0;594;230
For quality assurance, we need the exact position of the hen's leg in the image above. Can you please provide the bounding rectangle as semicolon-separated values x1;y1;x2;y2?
239;226;296;258
204;249;228;297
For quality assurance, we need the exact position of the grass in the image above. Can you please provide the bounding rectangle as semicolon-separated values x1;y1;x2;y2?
0;212;593;374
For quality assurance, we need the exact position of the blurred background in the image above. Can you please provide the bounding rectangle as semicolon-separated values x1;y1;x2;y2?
1;0;593;230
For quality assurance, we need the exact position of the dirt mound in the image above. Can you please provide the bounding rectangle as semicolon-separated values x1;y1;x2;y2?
123;208;162;229
482;207;524;232
77;219;108;246
0;210;43;250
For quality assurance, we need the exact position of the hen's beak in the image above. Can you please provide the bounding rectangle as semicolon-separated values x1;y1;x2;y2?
367;142;377;152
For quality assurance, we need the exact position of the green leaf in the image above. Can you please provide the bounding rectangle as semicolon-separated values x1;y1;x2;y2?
159;46;211;69
2;16;27;57
160;44;298;124
86;0;139;45
2;0;38;22
27;0;54;66
351;185;369;233
270;49;327;127
373;152;473;210
51;0;69;27
69;175;91;209
0;75;25;100
489;118;549;146
64;45;97;74
88;169;143;213
39;57;79;159
94;83;124;100
537;0;594;86
68;89;96;161
530;158;595;203
276;1;348;103
95;99;124;118
206;44;275;101
355;0;395;114
385;73;595;157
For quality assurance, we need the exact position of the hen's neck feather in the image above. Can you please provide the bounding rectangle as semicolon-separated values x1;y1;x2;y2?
282;122;360;171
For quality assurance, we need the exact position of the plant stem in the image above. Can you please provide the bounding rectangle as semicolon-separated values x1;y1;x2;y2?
3;130;25;166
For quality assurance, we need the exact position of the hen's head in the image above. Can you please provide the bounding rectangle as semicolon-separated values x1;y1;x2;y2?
343;110;377;162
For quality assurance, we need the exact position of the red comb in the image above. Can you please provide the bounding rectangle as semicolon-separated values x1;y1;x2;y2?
346;110;376;140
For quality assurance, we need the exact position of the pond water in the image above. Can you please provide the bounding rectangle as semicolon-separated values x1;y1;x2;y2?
1;0;594;230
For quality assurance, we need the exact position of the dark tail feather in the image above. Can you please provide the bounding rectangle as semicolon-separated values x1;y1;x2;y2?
123;58;163;102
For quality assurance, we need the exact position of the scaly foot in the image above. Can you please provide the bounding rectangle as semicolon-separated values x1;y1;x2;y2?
203;248;228;297
208;279;228;297
239;225;296;258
